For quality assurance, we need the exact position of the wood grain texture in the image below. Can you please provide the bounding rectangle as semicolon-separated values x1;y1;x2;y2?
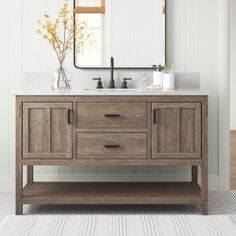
20;96;207;103
147;101;152;159
153;104;179;154
23;103;73;159
77;133;147;159
72;102;77;160
192;166;198;183
152;103;201;159
19;158;203;166
77;128;148;133
201;98;208;215
230;131;236;189
179;104;201;154
76;102;147;129
16;95;208;215
27;166;33;184
22;182;201;205
24;107;47;153
15;97;23;215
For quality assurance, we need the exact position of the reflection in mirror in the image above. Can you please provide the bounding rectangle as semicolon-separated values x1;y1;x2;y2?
74;0;166;69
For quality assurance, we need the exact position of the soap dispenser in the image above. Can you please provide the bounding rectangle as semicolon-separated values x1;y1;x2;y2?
153;65;164;89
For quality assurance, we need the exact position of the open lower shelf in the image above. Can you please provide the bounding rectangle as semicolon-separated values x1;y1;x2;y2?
22;182;201;205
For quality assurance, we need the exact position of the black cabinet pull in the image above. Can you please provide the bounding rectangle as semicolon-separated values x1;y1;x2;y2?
68;109;73;124
153;109;157;124
104;114;121;118
104;145;120;148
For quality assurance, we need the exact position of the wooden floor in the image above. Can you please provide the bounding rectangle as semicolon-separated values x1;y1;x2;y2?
231;131;236;189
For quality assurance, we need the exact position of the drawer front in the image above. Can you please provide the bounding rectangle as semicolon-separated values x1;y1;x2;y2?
77;102;147;129
77;133;147;159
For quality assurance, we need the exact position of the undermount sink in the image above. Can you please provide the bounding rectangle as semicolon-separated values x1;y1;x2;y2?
83;88;142;92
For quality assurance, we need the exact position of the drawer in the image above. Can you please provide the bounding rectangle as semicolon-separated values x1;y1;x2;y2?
77;133;147;159
77;102;147;129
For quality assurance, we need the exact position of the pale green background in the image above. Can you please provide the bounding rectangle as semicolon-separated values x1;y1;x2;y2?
0;0;219;179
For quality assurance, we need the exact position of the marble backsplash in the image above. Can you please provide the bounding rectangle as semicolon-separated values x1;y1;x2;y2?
24;70;200;90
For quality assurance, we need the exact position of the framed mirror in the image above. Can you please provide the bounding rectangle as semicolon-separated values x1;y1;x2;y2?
73;0;166;69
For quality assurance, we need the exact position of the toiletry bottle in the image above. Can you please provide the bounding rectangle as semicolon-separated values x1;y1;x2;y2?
153;65;164;89
163;64;175;90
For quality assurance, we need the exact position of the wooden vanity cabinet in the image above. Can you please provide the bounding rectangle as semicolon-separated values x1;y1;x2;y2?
152;102;201;159
15;96;208;215
22;103;73;159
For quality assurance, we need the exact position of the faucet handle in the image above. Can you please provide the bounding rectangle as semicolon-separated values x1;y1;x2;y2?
121;78;132;89
93;78;103;89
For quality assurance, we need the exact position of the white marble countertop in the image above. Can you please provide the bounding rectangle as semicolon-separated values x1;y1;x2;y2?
14;88;209;96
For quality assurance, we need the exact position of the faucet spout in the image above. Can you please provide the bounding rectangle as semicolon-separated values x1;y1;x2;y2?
109;57;116;88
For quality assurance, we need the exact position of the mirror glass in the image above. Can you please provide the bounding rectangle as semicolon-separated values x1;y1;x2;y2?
74;0;166;69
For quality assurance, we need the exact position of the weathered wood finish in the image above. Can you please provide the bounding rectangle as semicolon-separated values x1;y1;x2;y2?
19;95;206;103
19;158;203;166
230;131;236;189
77;133;147;159
15;95;208;215
16;97;23;215
27;166;33;184
76;102;147;129
23;103;73;159
201;98;208;215
152;103;201;159
192;166;198;183
23;182;201;205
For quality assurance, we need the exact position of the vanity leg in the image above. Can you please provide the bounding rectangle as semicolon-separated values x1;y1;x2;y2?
191;166;198;183
200;98;208;215
16;97;23;215
200;163;208;215
16;202;23;216
27;166;34;184
16;164;23;215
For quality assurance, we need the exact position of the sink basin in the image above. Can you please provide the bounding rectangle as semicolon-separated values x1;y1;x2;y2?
83;88;142;92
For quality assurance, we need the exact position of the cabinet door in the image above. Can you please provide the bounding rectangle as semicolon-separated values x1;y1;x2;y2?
23;103;73;159
152;103;201;159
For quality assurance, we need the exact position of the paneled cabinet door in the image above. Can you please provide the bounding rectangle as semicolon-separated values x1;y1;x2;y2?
23;103;73;159
152;103;201;159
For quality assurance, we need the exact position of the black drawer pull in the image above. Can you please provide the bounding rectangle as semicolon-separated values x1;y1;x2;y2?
153;109;157;124
104;114;121;118
68;109;73;124
104;145;120;148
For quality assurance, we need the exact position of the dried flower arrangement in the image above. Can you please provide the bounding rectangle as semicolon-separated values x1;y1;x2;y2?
36;0;89;89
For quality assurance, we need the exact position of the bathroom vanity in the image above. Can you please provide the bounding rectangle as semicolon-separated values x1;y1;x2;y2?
15;90;208;215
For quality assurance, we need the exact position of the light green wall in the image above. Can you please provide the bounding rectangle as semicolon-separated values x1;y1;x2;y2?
166;0;219;175
0;0;219;176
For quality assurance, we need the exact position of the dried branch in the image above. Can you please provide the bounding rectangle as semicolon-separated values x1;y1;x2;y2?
36;0;89;67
